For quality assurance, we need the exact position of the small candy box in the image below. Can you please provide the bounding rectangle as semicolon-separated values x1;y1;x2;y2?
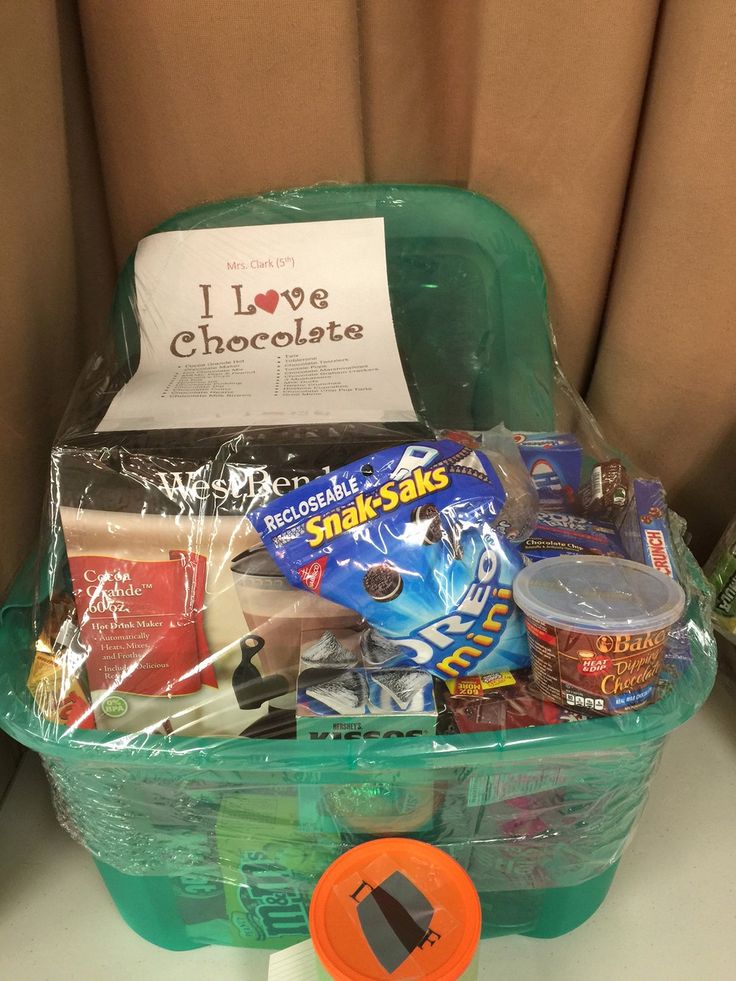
616;478;679;580
444;670;516;697
519;512;625;561
513;433;582;510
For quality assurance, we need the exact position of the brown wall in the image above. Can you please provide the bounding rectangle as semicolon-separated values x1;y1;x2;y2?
78;0;659;393
588;0;736;558
0;0;113;594
2;0;734;591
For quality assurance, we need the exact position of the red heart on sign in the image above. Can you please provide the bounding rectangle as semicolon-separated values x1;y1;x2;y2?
254;290;279;314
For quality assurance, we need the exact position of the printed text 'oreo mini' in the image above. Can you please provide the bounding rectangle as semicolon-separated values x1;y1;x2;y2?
251;440;530;679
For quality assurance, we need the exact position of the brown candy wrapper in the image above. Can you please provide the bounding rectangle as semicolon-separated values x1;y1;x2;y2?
29;597;96;730
578;460;629;520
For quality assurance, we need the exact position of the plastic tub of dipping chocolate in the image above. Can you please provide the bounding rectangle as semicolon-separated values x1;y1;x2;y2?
309;838;481;980
513;556;685;716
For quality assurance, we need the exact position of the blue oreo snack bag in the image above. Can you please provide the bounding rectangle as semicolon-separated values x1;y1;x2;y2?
251;439;530;679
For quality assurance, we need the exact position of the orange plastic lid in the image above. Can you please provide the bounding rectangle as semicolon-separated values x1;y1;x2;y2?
309;838;481;981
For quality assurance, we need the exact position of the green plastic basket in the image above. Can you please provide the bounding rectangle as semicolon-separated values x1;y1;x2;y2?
0;185;716;951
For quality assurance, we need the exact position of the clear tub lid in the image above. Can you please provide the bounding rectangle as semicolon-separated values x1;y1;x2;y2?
513;555;685;633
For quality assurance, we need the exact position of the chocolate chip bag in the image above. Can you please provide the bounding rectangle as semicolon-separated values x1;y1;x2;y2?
251;439;530;679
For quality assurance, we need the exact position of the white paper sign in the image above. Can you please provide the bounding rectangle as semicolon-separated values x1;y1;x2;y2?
99;218;417;431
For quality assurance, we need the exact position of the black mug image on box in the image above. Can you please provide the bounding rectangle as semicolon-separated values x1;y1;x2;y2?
230;545;361;713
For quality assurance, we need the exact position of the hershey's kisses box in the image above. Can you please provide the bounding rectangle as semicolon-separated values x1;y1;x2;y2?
296;629;438;837
296;629;437;740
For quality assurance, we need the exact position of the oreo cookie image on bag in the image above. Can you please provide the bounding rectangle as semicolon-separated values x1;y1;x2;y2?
251;440;530;680
364;564;404;603
412;503;443;544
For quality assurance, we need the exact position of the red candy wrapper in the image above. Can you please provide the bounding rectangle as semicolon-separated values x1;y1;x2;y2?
443;671;585;733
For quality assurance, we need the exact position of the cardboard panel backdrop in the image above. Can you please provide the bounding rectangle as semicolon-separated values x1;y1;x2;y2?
2;0;734;611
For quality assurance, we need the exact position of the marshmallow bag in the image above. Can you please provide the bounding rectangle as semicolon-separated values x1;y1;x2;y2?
0;186;716;951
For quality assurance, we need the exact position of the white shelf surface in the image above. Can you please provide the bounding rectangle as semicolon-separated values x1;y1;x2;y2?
1;674;735;981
